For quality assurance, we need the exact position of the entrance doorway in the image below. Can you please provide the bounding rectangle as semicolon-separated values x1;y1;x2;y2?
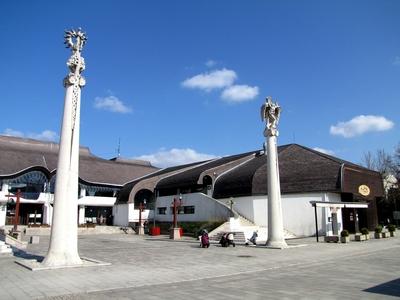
342;208;368;233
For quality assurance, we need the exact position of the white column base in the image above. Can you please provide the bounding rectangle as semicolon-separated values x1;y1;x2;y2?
266;239;288;249
170;228;181;240
138;225;144;235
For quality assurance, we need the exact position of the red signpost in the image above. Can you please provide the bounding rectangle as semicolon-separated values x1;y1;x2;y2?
170;195;183;239
172;196;182;228
5;189;22;233
138;202;145;228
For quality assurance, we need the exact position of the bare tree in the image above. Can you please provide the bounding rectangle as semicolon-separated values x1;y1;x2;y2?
361;151;375;170
361;149;393;176
393;143;400;181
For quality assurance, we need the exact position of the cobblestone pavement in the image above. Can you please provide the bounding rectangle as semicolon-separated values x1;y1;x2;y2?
0;233;399;299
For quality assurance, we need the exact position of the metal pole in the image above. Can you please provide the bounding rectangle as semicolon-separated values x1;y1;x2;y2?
314;204;319;242
153;190;157;228
172;198;177;228
139;203;143;227
14;189;21;232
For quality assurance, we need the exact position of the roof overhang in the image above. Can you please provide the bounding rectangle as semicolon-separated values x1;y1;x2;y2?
310;201;369;208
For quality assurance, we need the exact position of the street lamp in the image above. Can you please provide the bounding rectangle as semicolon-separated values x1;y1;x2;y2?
5;183;26;236
170;193;182;240
138;199;146;235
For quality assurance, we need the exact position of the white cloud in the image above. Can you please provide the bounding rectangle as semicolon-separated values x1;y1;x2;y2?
221;85;259;102
330;115;394;138
181;68;237;91
30;130;58;141
3;128;58;141
134;148;217;168
94;96;132;113
3;128;24;137
393;56;400;66
205;60;217;67
313;147;335;156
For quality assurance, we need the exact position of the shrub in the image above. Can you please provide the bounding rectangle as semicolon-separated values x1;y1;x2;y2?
360;227;369;235
375;225;383;234
340;230;349;237
387;224;396;232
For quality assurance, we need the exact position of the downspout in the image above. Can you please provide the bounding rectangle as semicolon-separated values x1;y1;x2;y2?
340;163;345;193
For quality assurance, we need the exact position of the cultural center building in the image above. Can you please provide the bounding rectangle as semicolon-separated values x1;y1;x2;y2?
0;135;383;239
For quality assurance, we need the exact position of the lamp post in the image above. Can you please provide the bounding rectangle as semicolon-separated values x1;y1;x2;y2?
138;199;146;235
170;194;182;239
5;189;22;234
5;183;26;237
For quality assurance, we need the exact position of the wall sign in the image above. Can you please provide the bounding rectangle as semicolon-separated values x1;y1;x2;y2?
358;184;370;196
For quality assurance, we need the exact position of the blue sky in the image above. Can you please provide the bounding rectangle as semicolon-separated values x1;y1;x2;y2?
1;1;399;167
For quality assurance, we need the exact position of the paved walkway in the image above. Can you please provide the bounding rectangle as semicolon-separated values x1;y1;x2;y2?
0;233;399;299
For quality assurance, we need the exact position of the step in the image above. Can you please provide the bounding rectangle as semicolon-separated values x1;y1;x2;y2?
0;247;12;254
0;240;13;254
210;231;246;243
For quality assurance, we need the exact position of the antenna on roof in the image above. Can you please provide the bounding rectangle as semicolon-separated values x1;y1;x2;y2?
117;138;121;158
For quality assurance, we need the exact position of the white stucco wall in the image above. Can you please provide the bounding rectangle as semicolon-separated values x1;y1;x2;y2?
77;196;116;206
221;192;342;237
282;193;337;237
155;193;231;223
113;204;129;226
0;203;6;226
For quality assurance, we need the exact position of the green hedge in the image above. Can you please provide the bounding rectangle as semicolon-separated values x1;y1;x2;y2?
375;225;383;234
340;230;349;237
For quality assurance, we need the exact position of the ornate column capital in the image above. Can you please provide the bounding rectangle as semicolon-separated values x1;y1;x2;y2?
261;96;281;137
63;28;87;87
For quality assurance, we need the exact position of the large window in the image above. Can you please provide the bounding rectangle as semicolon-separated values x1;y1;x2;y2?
169;206;195;215
183;206;195;214
157;207;167;215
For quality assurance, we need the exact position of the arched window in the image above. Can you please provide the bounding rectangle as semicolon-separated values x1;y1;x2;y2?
134;189;154;209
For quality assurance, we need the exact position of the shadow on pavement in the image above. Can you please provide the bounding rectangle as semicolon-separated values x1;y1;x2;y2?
12;248;44;262
364;278;400;297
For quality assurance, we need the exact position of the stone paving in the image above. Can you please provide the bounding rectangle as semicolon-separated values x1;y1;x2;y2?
0;233;399;299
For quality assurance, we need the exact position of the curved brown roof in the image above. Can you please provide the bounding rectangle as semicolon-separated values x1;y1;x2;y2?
116;161;207;203
213;144;384;199
0;135;158;186
155;151;257;190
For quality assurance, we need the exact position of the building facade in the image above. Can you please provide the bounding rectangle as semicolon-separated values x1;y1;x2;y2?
117;144;383;238
0;135;158;227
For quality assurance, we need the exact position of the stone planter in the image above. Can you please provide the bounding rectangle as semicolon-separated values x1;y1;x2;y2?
340;236;350;243
365;234;370;240
374;232;382;239
389;231;396;237
382;232;390;238
355;234;366;241
324;235;339;243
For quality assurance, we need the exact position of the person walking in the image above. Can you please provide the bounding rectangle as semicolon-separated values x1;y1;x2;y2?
246;230;258;246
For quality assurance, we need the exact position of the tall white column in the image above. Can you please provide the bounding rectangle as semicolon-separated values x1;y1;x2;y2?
42;29;87;267
261;97;288;249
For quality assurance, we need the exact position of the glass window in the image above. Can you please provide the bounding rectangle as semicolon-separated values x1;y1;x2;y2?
157;207;167;215
183;206;195;214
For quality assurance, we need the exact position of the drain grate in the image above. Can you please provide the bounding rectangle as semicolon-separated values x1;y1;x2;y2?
237;255;254;258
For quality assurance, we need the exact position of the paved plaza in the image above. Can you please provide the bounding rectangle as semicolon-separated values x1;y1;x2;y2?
0;233;399;299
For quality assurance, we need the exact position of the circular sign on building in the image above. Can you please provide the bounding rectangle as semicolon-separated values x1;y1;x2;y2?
358;185;370;196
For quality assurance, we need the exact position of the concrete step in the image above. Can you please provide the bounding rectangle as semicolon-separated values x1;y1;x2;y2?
0;241;13;255
210;231;246;243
